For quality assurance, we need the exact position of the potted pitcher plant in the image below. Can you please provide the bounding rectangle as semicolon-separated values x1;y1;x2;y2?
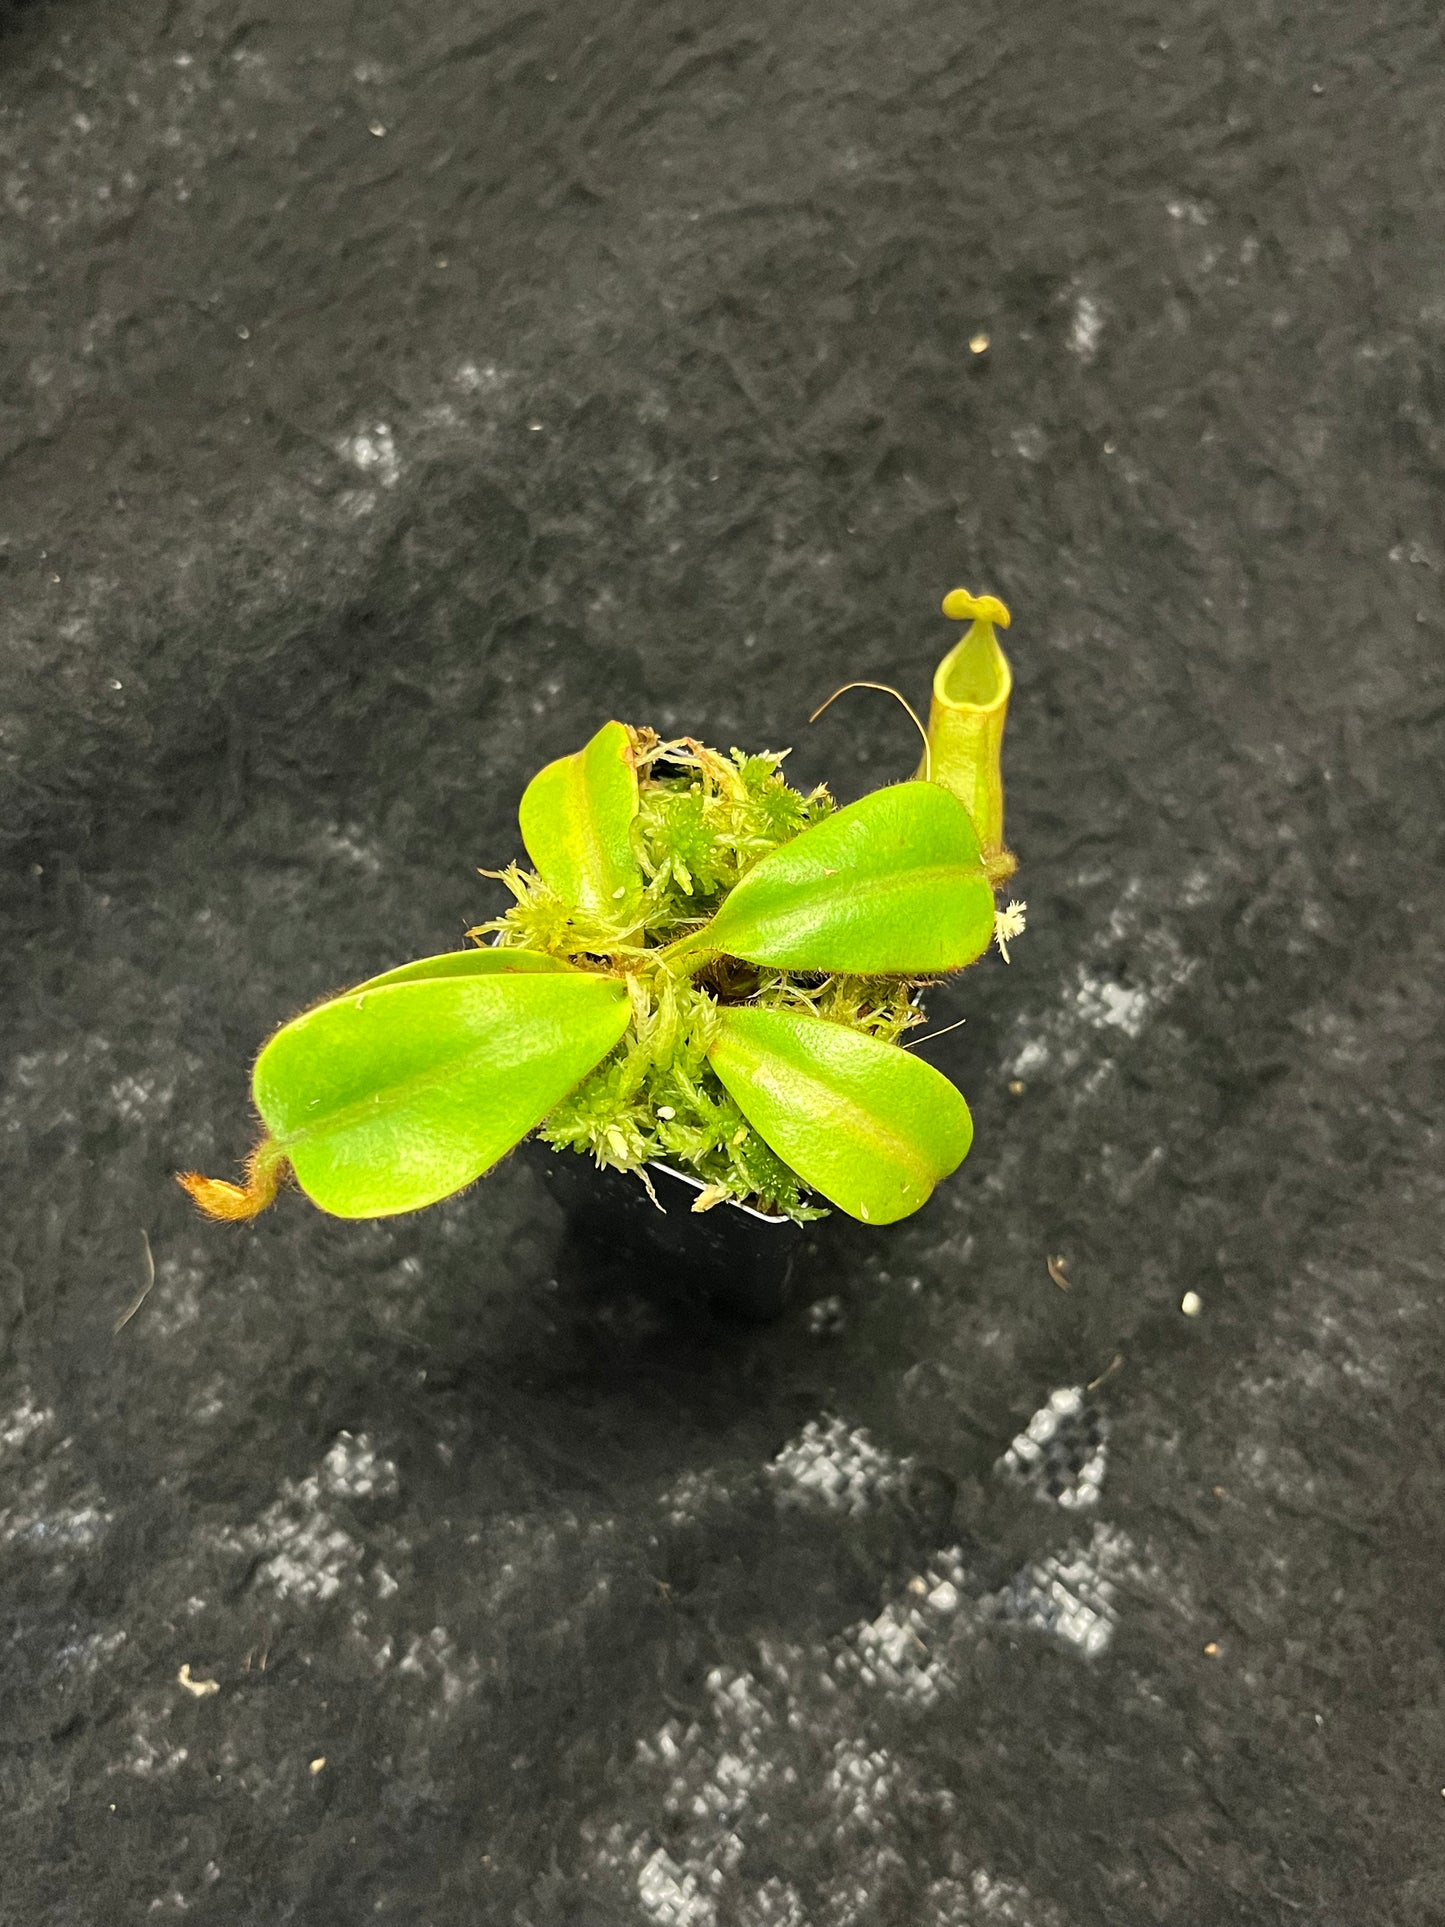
181;589;1024;1247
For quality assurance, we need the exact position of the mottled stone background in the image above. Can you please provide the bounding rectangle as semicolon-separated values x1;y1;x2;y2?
2;0;1443;1922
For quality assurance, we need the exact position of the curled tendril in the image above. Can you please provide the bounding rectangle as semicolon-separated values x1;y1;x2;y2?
808;681;932;781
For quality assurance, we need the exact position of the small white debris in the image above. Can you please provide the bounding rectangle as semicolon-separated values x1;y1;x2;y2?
994;900;1027;962
177;1664;219;1699
1181;1291;1203;1317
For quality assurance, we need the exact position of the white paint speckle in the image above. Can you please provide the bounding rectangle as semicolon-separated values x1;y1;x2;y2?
659;1466;735;1527
766;1418;908;1515
211;1432;397;1604
396;1626;480;1709
594;1393;1123;1917
1074;971;1152;1037
3;1499;110;1551
338;421;401;488
806;1294;845;1336
454;358;505;394
989;1521;1137;1656
998;1385;1109;1511
1010;424;1048;462
928;1869;1063;1925
637;1846;718;1927
54;1627;127;1675
110;1071;175;1122
1068;293;1104;363
845;1587;956;1708
1002;885;1199;1081
116;1722;190;1781
1;1395;52;1454
318;823;384;874
319;1431;399;1501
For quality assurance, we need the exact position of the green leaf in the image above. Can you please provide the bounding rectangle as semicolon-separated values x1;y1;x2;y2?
518;719;642;919
708;1006;973;1223
354;948;573;991
252;969;630;1218
677;781;995;975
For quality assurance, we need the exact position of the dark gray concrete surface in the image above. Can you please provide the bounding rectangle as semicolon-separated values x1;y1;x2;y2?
2;1;1443;1921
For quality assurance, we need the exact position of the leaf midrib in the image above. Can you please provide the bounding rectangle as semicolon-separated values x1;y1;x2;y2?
730;859;988;913
266;995;622;1151
714;1035;936;1188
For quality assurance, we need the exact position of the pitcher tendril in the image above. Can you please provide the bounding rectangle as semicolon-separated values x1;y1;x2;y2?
809;681;933;783
178;1138;287;1222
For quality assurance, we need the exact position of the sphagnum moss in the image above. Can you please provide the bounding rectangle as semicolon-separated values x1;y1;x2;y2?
479;736;921;1219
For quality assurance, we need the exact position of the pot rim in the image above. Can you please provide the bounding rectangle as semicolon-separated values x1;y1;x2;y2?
647;1159;796;1229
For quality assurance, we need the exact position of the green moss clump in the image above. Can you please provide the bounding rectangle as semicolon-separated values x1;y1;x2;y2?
473;737;925;1220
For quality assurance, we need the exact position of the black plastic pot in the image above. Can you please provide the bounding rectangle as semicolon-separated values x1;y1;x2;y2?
524;1139;803;1319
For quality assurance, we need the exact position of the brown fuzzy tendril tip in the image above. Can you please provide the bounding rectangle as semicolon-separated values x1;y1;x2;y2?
177;1140;285;1222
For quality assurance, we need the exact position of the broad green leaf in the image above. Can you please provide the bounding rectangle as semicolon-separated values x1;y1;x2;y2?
708;1006;972;1224
354;948;572;992
518;719;642;918
252;970;629;1218
918;588;1012;861
676;781;995;975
